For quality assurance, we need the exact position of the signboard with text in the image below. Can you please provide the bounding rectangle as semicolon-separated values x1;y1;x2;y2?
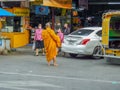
13;8;30;17
35;6;49;15
30;0;43;5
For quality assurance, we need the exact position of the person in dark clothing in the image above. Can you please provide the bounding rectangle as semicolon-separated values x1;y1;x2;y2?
63;23;70;35
55;22;62;33
14;21;20;32
62;23;70;56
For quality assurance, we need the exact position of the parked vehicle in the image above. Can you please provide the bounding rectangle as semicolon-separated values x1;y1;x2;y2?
61;27;102;58
101;11;120;64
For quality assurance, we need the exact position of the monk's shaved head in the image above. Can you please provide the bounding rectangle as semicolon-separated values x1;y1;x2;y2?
46;22;51;28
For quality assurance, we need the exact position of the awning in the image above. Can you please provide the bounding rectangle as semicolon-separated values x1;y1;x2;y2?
42;0;72;9
0;8;15;16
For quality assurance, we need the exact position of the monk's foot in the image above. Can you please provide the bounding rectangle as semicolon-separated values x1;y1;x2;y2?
42;53;45;56
48;62;50;66
53;63;58;67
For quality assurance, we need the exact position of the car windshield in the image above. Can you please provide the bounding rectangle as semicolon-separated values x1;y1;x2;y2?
70;29;94;36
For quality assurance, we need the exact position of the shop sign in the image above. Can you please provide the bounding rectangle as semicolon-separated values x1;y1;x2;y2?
61;9;66;16
73;11;78;16
30;0;43;5
43;0;72;9
0;17;6;21
35;6;49;15
13;8;30;17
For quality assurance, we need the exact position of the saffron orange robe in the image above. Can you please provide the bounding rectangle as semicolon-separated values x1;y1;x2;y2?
42;27;61;62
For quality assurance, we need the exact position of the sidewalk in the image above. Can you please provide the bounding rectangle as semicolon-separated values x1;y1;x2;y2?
1;45;34;56
1;44;65;57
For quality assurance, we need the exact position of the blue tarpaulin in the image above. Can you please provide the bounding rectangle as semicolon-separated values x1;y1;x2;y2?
0;8;15;16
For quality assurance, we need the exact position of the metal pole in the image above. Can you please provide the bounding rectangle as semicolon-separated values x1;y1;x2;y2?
52;7;55;30
71;9;73;33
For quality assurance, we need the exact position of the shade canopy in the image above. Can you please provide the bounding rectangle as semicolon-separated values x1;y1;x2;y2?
0;8;15;16
42;0;72;9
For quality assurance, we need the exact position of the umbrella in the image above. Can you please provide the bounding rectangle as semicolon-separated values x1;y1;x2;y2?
0;8;15;16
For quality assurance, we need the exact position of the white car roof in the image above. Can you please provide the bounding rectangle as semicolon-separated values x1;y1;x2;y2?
81;27;102;31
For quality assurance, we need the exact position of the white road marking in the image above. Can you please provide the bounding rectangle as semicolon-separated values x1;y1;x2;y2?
0;81;62;90
0;85;28;90
0;71;120;84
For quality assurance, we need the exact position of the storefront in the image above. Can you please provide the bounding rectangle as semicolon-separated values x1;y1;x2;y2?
54;8;71;30
30;0;72;32
87;0;120;27
1;7;30;48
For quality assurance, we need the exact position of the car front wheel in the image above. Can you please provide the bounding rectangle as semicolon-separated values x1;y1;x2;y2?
69;53;78;58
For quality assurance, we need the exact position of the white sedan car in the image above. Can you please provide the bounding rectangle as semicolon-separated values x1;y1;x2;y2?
61;27;102;58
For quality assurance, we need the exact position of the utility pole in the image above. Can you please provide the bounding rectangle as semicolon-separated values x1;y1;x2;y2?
51;7;55;30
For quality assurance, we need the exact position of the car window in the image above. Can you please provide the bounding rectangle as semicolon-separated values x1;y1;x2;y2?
96;30;102;37
70;29;94;36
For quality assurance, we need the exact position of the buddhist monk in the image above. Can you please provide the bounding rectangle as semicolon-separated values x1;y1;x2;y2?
42;22;61;66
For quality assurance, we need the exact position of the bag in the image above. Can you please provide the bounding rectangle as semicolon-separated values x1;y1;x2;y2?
32;42;35;51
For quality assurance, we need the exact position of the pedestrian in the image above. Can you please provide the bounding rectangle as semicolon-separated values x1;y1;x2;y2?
14;21;20;32
34;24;45;56
62;23;70;56
63;23;70;35
84;17;92;27
57;28;64;54
55;22;62;33
57;28;64;43
42;22;61;66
